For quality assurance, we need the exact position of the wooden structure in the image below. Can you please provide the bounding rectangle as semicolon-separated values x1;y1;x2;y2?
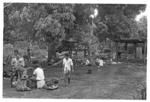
57;38;88;57
114;38;146;62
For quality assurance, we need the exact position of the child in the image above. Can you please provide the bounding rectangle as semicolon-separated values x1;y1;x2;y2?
85;58;90;66
33;63;45;89
96;57;104;70
63;53;74;86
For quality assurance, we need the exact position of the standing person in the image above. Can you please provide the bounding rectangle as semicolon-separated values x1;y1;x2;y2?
63;53;74;86
33;63;45;89
11;50;25;87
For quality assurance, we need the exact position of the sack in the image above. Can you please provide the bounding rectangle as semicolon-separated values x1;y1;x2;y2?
46;79;59;90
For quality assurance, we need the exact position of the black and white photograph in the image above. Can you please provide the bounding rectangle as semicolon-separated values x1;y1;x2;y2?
2;1;147;100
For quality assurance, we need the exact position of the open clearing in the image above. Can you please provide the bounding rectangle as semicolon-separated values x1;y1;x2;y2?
3;63;146;99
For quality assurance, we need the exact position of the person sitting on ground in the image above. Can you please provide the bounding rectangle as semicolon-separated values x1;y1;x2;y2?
96;56;104;70
85;57;91;66
33;62;45;89
11;49;25;87
63;53;74;86
85;57;93;74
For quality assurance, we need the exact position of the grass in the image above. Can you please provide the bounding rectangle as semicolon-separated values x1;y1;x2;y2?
3;63;146;99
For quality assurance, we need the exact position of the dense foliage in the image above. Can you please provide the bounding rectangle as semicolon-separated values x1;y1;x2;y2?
4;3;147;61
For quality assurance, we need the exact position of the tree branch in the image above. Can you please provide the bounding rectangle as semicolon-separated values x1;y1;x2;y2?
4;3;13;8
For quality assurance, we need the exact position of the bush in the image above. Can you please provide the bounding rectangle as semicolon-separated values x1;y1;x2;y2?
3;43;14;58
32;48;48;60
4;42;48;68
4;42;28;58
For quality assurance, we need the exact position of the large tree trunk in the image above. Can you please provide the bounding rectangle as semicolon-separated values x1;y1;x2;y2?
48;42;56;64
88;23;97;65
115;42;118;62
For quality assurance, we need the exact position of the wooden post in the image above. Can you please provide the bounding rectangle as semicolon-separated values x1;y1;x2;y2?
125;42;127;51
27;47;31;65
69;47;72;58
74;43;78;56
75;48;78;56
116;41;118;62
125;42;128;60
134;43;137;59
84;48;86;57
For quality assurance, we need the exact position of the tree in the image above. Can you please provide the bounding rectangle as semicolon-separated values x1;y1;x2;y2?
95;4;146;40
137;16;147;39
34;14;64;62
4;3;146;63
4;3;76;62
136;16;147;63
37;4;76;62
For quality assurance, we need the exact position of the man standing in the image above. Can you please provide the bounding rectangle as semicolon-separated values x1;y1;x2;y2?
63;53;74;86
11;50;25;87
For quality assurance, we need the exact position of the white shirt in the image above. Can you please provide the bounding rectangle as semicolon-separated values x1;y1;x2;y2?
85;59;90;65
63;58;73;71
99;59;104;66
33;67;45;80
96;58;104;66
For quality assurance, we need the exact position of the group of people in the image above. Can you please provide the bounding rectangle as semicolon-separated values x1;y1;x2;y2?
11;49;26;87
85;57;104;69
10;49;45;89
8;48;105;91
9;49;74;90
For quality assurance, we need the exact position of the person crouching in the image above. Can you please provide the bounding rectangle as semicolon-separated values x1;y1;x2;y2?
33;63;45;89
96;57;104;70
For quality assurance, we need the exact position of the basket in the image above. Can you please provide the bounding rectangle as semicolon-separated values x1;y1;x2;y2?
45;78;59;90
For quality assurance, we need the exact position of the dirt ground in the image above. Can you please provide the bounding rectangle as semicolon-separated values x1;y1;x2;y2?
3;63;146;99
